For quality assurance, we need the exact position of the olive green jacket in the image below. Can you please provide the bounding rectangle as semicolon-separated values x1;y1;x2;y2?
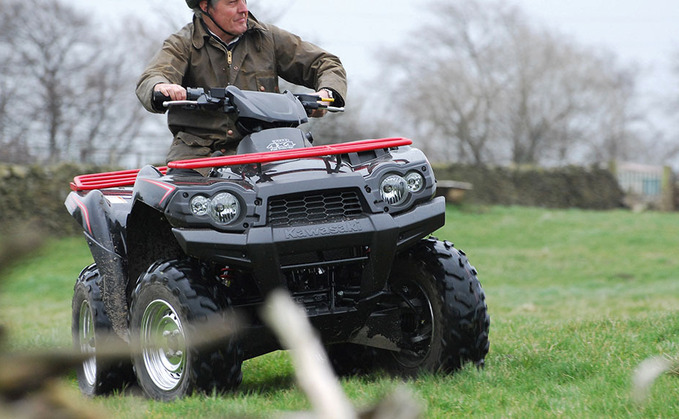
136;14;347;162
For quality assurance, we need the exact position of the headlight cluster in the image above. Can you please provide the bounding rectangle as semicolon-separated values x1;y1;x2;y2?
190;192;241;224
380;172;425;206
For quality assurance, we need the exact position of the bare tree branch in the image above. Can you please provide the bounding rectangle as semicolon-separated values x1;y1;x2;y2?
377;0;646;167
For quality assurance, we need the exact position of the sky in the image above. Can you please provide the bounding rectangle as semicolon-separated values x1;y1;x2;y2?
78;0;677;97
511;0;678;95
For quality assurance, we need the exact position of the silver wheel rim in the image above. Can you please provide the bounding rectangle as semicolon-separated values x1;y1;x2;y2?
140;299;187;391
78;300;97;386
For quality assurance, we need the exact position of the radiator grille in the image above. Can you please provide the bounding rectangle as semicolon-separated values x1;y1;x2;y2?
268;189;364;226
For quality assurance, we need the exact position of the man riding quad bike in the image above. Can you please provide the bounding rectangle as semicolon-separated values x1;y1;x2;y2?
66;86;490;400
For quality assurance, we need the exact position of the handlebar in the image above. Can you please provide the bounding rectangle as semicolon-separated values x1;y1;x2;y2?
293;93;345;113
152;87;344;114
152;87;218;110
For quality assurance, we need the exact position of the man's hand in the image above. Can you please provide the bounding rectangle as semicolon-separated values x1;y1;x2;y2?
309;89;332;118
154;83;187;101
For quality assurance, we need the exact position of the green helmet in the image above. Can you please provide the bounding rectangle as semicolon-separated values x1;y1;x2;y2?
185;0;200;8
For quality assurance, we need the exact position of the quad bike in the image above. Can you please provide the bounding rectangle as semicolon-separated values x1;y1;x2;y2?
65;86;490;400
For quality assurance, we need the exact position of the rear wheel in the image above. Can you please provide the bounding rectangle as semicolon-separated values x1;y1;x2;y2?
72;264;133;396
129;260;242;400
381;238;490;375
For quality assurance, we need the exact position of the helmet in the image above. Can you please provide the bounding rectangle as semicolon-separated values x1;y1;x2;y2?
185;0;200;8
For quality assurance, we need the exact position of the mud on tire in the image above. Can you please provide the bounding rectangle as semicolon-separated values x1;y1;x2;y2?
129;259;243;401
72;264;134;396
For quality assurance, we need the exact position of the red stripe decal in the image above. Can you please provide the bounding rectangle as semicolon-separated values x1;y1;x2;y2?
67;195;92;234
142;179;176;205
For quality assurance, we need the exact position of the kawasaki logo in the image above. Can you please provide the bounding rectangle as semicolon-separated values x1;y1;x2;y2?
284;220;363;239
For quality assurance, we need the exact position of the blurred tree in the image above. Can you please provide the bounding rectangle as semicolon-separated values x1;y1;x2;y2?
0;0;167;166
654;49;679;165
74;18;167;166
0;14;31;164
1;0;97;163
378;0;646;167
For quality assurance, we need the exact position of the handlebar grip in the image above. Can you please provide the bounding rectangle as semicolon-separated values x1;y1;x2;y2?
152;91;171;110
152;88;206;109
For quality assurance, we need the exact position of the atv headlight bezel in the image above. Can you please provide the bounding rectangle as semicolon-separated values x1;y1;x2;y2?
380;174;409;206
189;195;210;217
208;192;241;224
404;171;425;193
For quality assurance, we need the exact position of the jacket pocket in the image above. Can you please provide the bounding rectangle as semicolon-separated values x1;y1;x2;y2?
255;71;279;92
166;132;213;162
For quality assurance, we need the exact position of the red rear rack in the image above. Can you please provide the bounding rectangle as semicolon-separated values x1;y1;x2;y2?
70;137;412;192
70;167;168;191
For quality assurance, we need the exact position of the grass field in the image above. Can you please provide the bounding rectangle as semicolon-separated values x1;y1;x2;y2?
1;205;679;417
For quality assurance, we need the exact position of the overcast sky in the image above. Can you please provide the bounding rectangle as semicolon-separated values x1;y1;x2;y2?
512;0;678;93
80;0;677;95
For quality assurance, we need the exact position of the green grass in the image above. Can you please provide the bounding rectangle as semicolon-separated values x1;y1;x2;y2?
2;206;679;417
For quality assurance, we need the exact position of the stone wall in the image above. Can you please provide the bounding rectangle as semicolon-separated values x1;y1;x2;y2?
433;164;625;209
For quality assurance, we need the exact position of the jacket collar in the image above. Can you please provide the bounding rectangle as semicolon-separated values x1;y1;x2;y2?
191;13;265;50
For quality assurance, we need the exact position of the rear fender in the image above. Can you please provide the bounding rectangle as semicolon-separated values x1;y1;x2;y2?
65;190;130;340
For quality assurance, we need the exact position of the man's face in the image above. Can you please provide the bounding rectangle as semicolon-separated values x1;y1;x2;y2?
205;0;248;37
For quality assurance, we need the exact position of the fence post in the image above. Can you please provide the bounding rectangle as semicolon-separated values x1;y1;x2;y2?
661;166;675;212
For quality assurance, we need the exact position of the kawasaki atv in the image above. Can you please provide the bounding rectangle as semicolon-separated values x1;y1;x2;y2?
65;86;490;400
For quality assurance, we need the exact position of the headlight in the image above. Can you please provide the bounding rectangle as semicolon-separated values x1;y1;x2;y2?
380;175;408;205
209;192;241;224
190;195;209;216
404;171;425;193
190;192;241;224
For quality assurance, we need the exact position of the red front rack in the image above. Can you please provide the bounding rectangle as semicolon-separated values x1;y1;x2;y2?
70;137;412;191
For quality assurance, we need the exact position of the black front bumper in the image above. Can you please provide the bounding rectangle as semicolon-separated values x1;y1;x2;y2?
172;196;445;297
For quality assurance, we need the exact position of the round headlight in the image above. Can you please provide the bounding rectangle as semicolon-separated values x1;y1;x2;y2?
190;195;209;216
209;192;240;224
405;172;425;193
380;175;408;205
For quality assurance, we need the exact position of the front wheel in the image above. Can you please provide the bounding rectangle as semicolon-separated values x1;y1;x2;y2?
72;264;133;396
129;260;242;401
381;238;490;376
326;343;379;376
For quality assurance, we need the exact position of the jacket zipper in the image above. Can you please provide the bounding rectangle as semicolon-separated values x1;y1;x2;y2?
227;50;233;66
